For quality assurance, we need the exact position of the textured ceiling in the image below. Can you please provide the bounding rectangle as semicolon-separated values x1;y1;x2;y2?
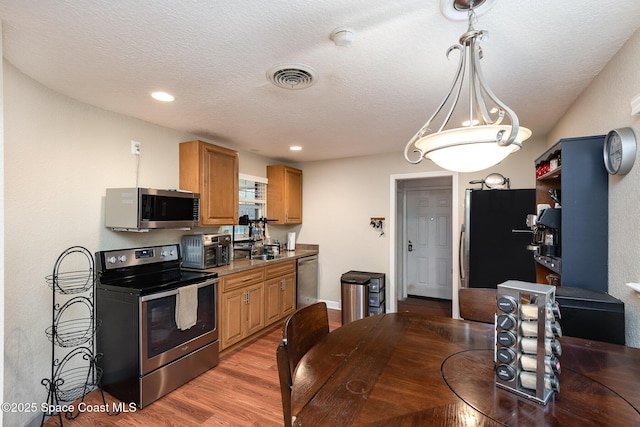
2;0;640;162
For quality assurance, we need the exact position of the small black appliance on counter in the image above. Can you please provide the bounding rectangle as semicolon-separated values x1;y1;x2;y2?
555;286;625;345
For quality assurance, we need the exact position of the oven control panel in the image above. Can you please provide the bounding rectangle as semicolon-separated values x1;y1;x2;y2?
101;244;180;269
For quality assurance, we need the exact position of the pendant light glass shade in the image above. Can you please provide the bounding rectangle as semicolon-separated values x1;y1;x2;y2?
404;1;530;172
417;125;531;172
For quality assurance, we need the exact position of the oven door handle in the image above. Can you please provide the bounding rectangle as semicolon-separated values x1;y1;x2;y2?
140;277;218;302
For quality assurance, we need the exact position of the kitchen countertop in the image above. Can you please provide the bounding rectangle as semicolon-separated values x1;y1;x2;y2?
193;244;318;277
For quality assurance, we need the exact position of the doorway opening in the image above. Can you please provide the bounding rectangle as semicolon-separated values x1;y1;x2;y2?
388;172;460;318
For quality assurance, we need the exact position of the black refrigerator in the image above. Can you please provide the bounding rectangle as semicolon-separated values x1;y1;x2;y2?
461;188;536;288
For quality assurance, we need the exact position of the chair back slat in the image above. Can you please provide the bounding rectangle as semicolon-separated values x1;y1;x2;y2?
283;302;329;374
276;302;329;427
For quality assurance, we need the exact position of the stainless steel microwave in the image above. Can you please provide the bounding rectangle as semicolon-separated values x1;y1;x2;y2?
105;188;200;231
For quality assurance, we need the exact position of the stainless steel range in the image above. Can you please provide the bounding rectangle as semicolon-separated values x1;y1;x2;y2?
95;243;218;408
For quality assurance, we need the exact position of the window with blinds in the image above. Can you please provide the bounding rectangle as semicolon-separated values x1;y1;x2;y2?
221;174;267;241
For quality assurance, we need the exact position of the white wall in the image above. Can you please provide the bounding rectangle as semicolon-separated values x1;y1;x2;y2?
297;137;541;308
547;27;640;347
2;60;276;426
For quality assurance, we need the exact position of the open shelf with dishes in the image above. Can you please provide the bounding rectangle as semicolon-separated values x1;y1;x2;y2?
536;165;562;181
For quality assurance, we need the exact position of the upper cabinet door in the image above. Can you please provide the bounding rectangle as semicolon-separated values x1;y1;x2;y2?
267;164;302;224
180;140;239;226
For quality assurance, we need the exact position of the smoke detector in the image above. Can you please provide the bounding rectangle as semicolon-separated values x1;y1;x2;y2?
267;64;317;90
330;27;356;47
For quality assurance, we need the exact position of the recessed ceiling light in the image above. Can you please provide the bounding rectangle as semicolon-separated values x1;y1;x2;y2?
290;146;302;151
151;91;175;102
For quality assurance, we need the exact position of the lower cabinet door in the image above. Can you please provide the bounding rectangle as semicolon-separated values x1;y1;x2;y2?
221;290;244;349
281;274;297;317
245;283;265;336
265;274;297;325
265;279;282;325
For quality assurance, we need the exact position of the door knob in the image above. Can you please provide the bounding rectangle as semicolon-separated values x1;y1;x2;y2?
408;240;413;252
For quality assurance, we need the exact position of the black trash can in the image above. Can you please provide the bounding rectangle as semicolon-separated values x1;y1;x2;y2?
341;272;370;325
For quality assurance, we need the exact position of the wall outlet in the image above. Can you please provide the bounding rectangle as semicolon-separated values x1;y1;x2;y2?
131;140;141;155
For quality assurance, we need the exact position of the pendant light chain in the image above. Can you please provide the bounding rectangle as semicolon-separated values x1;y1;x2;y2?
467;0;477;31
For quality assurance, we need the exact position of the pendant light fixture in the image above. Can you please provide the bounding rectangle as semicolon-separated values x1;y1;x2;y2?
404;0;531;172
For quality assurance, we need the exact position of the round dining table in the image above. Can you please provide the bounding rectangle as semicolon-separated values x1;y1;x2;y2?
290;312;640;426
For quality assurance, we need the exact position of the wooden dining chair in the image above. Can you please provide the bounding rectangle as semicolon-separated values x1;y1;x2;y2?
276;302;329;427
459;288;497;324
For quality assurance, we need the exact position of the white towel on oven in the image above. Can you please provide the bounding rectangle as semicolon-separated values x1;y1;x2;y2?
175;284;198;330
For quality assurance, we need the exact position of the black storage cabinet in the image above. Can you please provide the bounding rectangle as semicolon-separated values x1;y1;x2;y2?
534;135;609;292
555;286;625;345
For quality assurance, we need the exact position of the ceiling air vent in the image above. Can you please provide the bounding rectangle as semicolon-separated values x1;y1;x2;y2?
267;64;317;90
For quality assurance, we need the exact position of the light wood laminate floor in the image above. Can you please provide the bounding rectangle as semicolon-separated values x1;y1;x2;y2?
42;301;450;426
43;310;342;427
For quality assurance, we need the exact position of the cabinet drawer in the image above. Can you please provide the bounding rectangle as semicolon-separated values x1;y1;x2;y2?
369;306;386;316
369;283;385;293
222;268;265;292
369;292;385;307
265;260;296;279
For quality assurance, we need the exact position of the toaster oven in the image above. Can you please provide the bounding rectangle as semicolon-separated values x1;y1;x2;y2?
181;234;231;269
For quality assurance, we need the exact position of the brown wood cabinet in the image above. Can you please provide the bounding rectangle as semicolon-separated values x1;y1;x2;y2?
265;260;297;325
267;164;302;224
218;260;296;351
179;140;239;226
219;260;298;352
219;268;265;350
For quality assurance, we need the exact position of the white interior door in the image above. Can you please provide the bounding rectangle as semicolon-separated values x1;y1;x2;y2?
406;189;452;300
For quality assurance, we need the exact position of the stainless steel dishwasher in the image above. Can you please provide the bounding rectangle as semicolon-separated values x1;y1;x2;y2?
297;255;318;307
